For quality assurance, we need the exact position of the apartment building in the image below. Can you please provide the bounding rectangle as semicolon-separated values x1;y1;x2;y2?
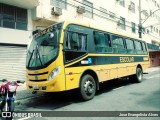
0;0;159;81
0;0;39;80
31;0;160;67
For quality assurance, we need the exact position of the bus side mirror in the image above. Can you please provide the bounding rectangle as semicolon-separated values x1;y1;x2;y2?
32;29;42;35
46;33;54;38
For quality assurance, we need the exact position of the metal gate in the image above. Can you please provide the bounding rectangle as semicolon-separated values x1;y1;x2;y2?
0;45;27;81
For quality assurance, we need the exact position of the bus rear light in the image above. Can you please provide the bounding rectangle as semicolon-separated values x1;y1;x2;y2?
48;66;60;80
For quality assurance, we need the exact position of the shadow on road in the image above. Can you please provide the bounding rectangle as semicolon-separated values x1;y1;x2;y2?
16;78;140;111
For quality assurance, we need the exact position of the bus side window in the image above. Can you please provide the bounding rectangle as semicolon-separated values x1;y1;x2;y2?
134;41;143;54
94;31;106;52
71;32;79;50
125;38;135;54
65;32;71;50
78;34;87;51
93;31;112;53
112;35;126;54
142;42;147;54
105;34;113;53
65;32;87;51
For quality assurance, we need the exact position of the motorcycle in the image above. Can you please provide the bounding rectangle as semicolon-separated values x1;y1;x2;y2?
0;79;24;119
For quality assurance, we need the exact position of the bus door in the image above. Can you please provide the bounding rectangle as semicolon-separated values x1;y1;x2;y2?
63;25;88;90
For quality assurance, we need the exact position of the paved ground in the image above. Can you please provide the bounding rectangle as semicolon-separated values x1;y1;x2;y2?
11;66;160;120
15;66;160;103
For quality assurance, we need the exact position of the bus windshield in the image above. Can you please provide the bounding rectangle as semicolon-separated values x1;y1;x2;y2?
26;26;61;69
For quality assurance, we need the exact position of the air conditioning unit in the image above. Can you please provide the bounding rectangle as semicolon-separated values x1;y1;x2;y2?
51;7;62;16
77;6;85;14
128;5;133;10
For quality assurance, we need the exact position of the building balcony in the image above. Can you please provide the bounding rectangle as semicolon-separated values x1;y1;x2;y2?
0;0;39;9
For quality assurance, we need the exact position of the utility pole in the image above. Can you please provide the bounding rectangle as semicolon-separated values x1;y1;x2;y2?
138;0;160;38
139;0;142;38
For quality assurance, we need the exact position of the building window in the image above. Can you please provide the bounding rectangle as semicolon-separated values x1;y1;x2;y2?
0;3;27;30
131;22;136;33
0;3;2;27
154;27;156;32
129;1;135;13
119;17;126;30
3;4;15;29
120;0;125;7
155;1;156;6
16;7;28;30
152;41;156;45
100;7;108;18
83;0;93;18
156;28;158;33
150;10;152;16
109;11;115;19
150;25;153;32
50;0;67;9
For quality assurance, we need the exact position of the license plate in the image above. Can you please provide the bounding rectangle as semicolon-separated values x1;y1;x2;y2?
32;85;38;90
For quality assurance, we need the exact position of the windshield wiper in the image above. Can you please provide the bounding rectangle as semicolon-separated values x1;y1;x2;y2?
27;44;44;68
27;50;35;68
35;46;44;66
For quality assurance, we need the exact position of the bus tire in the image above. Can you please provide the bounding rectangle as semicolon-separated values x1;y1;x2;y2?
79;75;96;101
131;67;143;83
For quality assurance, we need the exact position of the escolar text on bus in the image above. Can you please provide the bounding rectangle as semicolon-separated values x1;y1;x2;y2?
120;57;134;63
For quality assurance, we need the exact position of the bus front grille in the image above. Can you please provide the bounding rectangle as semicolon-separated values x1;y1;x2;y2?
28;72;48;76
29;79;47;82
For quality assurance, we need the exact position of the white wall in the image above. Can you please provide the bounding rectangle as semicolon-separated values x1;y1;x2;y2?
0;28;32;45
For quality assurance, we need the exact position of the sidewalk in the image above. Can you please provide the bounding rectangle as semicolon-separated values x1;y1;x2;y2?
15;66;160;103
144;66;160;73
16;83;44;102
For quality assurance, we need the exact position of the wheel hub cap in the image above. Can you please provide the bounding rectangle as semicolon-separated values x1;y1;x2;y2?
84;80;94;94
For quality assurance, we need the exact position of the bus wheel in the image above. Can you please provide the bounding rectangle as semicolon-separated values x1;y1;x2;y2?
131;67;143;83
79;75;96;101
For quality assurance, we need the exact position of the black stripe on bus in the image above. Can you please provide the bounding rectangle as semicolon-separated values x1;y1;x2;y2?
65;56;149;68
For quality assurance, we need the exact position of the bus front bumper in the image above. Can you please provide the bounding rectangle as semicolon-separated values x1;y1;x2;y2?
26;75;65;92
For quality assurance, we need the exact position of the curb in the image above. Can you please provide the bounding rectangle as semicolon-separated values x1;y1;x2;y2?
144;67;160;73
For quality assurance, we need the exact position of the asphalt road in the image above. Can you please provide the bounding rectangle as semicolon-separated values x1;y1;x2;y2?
12;69;160;120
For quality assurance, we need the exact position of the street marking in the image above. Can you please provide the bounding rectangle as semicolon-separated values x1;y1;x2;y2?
18;117;31;120
113;86;124;91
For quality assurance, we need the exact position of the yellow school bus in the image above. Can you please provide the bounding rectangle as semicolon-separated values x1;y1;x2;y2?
26;21;149;100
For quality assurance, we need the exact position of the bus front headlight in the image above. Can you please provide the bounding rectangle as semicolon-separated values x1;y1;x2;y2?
48;66;60;80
